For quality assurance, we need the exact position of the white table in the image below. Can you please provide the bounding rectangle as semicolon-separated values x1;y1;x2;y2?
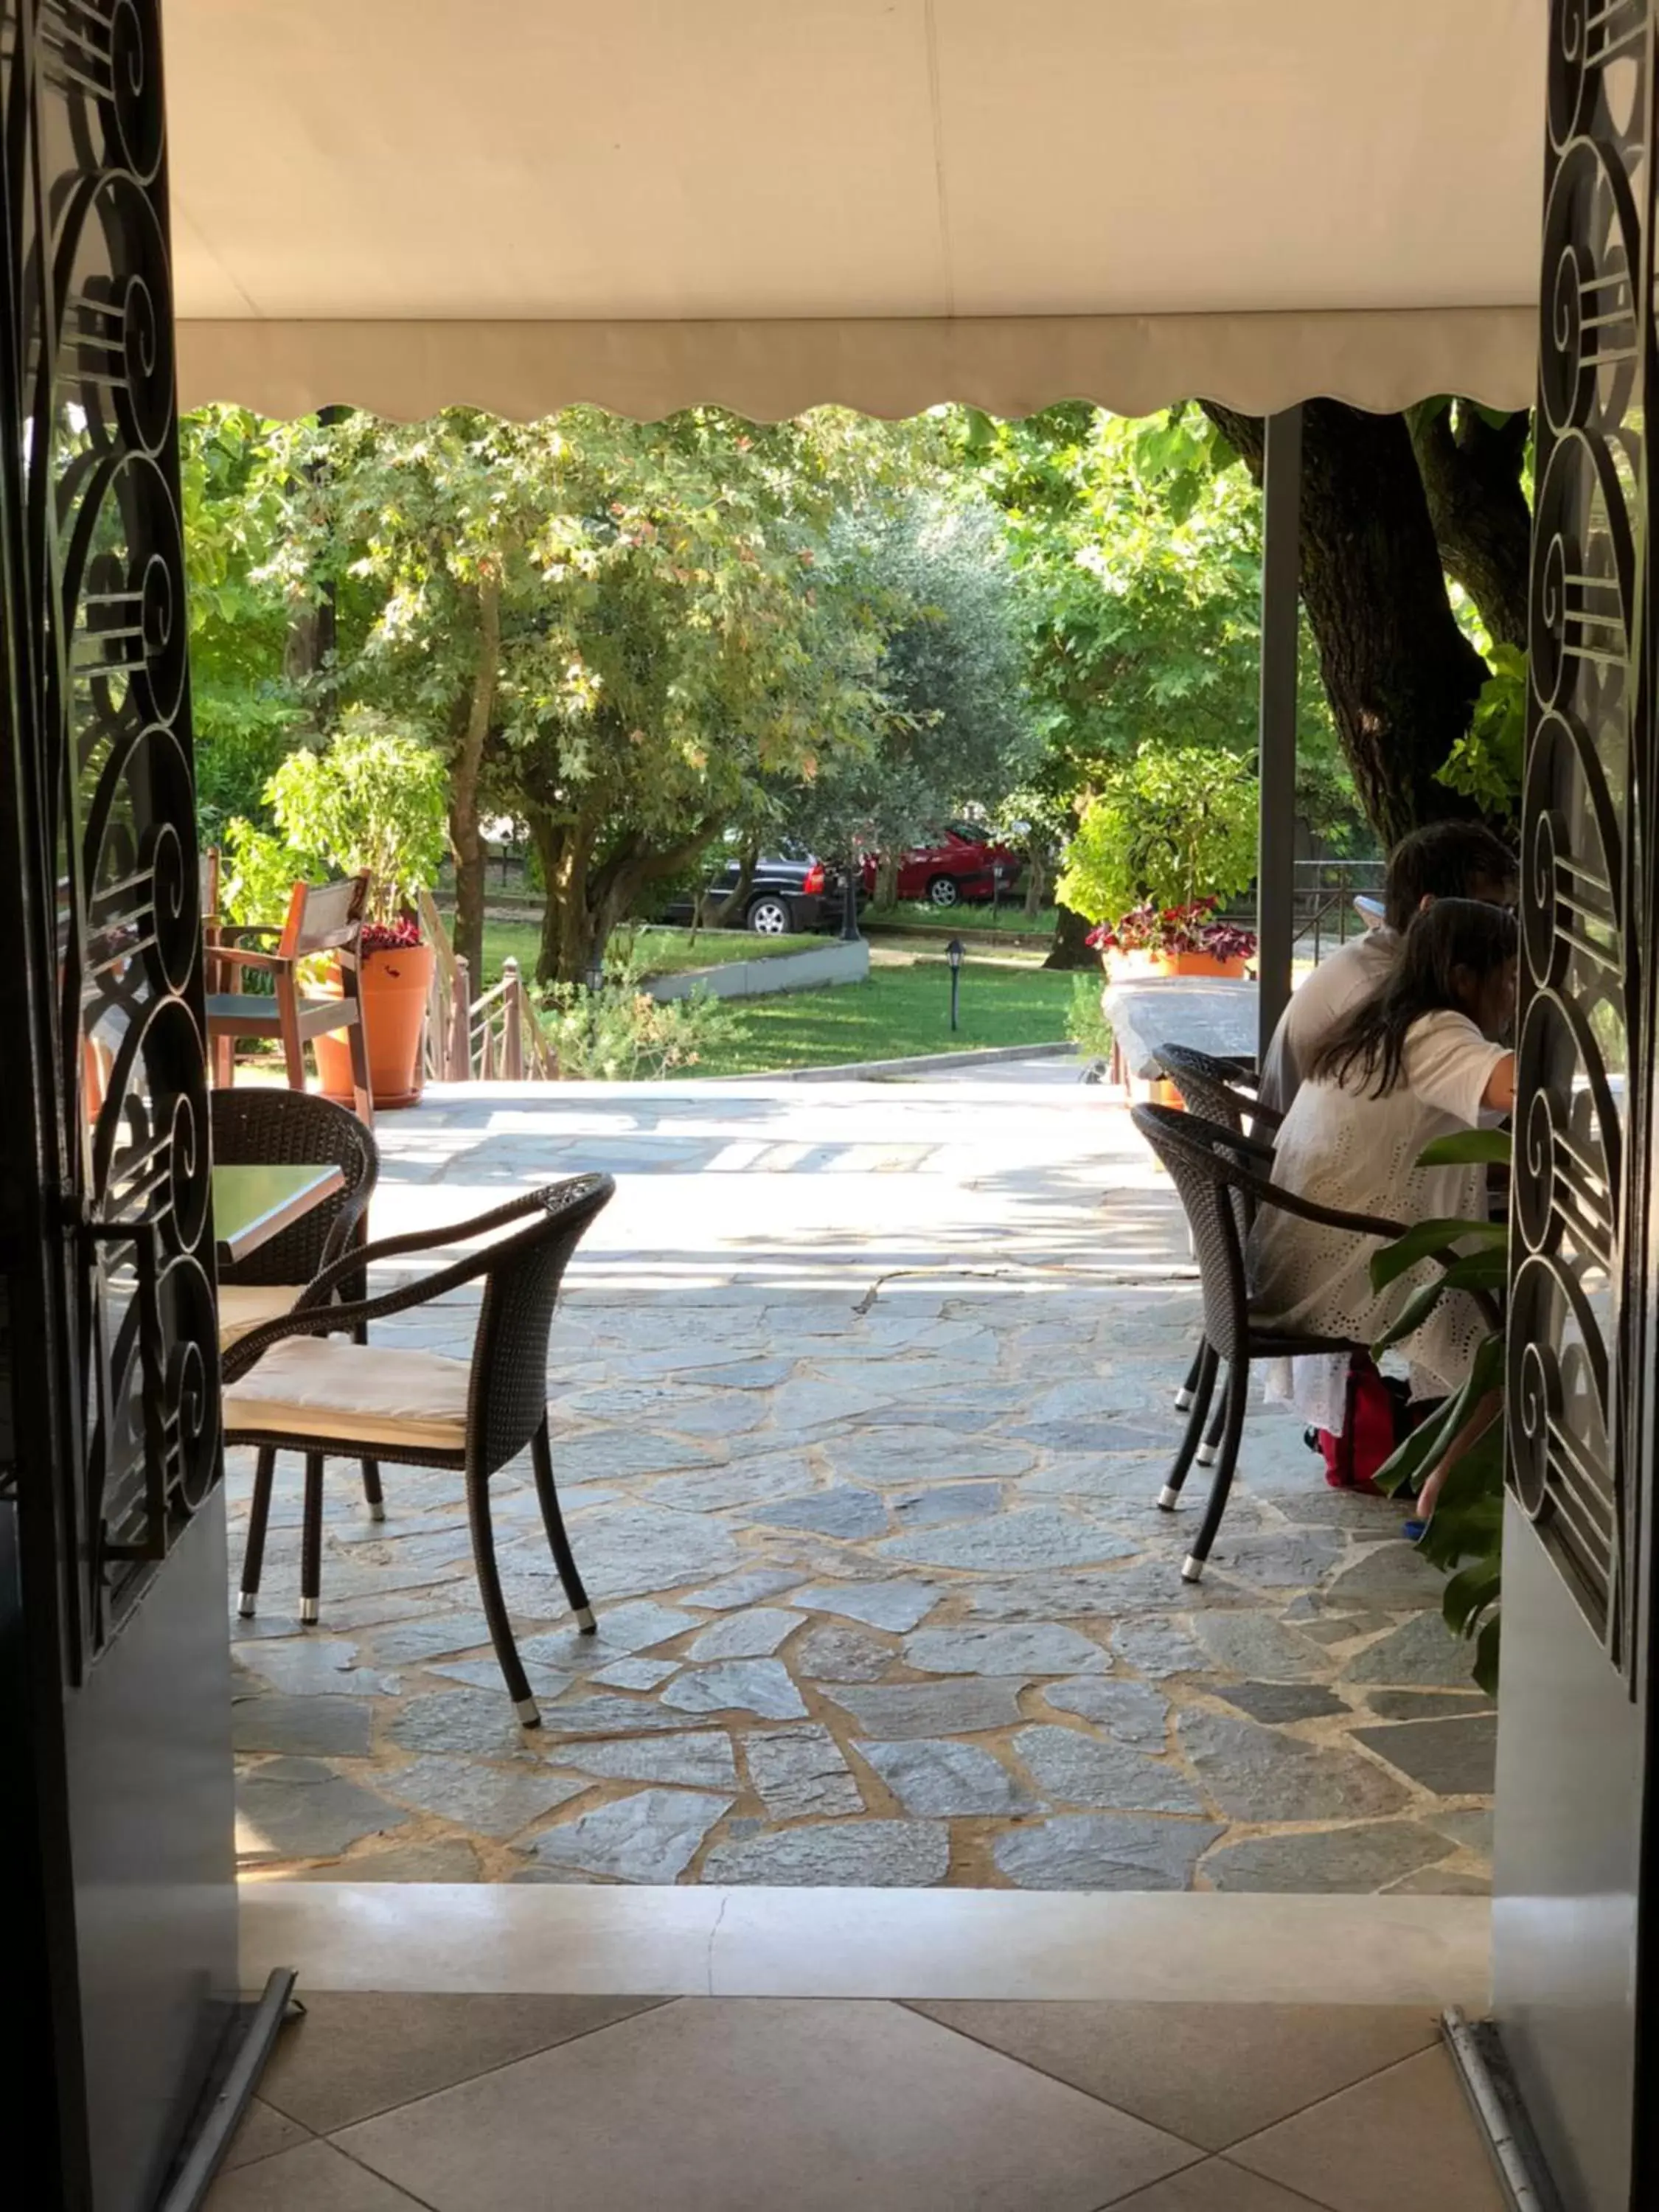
1102;977;1259;1083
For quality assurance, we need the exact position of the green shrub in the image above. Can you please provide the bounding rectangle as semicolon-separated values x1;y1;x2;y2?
535;963;734;1081
1056;745;1257;923
1065;973;1114;1061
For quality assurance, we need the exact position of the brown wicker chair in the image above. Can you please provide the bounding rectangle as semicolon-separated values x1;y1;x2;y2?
222;1173;615;1725
1150;1043;1284;1433
212;1088;383;1515
1131;1102;1406;1582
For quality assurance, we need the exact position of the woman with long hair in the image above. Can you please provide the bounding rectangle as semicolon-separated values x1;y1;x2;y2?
1250;899;1516;1506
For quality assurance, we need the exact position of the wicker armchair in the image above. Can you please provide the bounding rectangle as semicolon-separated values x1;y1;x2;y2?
222;1173;615;1725
212;1088;383;1515
1149;1043;1284;1433
1131;1102;1407;1582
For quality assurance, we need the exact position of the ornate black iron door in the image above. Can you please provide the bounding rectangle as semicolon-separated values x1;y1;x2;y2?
0;4;236;2208
1494;3;1659;2207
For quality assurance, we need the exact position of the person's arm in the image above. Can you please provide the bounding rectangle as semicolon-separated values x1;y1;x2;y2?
1481;1052;1516;1114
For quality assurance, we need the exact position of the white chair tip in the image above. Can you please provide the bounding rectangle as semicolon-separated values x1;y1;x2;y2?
1173;1389;1194;1411
1195;1444;1217;1467
299;1598;319;1625
369;1500;386;1522
237;1593;257;1618
1157;1486;1182;1512
1180;1555;1206;1583
575;1607;597;1632
515;1697;542;1728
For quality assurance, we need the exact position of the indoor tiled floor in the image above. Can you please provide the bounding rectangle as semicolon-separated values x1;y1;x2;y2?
211;1992;1506;2211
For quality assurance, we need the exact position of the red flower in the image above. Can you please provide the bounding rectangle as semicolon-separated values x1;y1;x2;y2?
362;916;423;953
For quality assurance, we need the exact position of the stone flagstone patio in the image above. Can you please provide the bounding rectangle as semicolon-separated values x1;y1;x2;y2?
229;1068;1495;1895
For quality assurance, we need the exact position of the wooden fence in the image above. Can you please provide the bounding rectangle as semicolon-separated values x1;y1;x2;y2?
417;889;555;1081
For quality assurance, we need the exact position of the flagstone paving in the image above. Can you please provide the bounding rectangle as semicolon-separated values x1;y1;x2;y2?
229;1071;1495;1894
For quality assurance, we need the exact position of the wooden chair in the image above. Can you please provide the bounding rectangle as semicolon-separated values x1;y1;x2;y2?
222;1174;616;1722
206;874;374;1123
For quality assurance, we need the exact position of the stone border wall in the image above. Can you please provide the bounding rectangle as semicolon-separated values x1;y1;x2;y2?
646;939;870;1002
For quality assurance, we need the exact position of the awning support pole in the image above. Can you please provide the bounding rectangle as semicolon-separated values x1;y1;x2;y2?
1255;403;1302;1070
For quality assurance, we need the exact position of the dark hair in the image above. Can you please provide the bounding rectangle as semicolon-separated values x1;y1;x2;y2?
1312;898;1519;1098
1383;821;1517;932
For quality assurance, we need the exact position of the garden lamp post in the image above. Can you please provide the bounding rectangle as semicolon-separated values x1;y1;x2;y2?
947;936;964;1032
841;851;862;942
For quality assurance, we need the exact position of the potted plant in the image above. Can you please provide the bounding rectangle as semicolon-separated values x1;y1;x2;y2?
1057;742;1259;974
1085;897;1258;981
224;719;451;1107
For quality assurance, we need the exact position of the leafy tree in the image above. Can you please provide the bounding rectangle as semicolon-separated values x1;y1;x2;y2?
180;406;306;835
961;403;1362;961
782;493;1036;893
291;407;908;984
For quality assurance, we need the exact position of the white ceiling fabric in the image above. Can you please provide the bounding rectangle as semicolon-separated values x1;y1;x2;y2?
167;0;1545;421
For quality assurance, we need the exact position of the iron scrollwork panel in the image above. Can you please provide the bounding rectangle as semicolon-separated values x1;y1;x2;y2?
1513;0;1652;1678
1;0;219;1672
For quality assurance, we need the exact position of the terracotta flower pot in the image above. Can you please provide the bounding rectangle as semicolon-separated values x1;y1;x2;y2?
1102;947;1252;981
314;940;437;1110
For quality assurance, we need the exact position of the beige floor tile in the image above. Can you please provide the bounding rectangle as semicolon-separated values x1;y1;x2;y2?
908;2000;1438;2151
1112;2161;1338;2211
206;2138;428;2211
338;1996;1203;2212
260;1992;664;2133
221;2096;310;2172
1230;2045;1506;2212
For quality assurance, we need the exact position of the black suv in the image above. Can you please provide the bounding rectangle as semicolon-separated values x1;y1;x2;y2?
661;848;860;935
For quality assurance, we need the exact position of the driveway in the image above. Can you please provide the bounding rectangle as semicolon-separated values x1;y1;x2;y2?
229;1069;1493;1895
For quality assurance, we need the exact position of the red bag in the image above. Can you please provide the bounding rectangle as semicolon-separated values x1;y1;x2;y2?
1307;1355;1412;1495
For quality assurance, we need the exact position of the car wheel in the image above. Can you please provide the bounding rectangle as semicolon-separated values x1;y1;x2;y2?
927;875;959;907
748;896;791;935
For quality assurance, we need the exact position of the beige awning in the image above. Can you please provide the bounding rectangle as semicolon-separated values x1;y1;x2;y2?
169;0;1545;422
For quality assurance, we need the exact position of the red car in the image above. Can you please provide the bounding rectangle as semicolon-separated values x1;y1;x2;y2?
861;824;1020;908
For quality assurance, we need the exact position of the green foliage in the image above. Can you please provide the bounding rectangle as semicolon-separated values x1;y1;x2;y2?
960;403;1364;855
785;494;1037;861
1055;745;1258;922
1436;643;1526;820
1371;1138;1511;1697
221;723;450;927
535;967;734;1081
180;406;307;833
1065;973;1114;1061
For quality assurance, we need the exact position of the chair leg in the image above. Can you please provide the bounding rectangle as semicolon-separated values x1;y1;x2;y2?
345;1005;375;1127
1183;1357;1251;1583
238;1447;276;1618
361;1458;385;1520
300;1450;324;1624
1158;1341;1217;1512
276;978;307;1093
1173;1346;1203;1413
1194;1392;1228;1469
465;1464;541;1727
531;1416;595;1632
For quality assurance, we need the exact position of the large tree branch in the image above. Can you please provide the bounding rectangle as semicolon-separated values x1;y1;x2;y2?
1408;404;1531;649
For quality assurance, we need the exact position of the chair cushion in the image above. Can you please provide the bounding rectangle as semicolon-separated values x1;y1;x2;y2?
223;1336;471;1453
218;1283;307;1351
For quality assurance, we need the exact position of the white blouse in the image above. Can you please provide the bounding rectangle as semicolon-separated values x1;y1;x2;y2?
1248;1009;1507;1431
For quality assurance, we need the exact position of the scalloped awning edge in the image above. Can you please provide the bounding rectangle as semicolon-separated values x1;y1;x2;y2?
175;308;1538;425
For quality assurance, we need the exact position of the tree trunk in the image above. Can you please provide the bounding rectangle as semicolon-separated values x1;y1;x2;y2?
448;570;501;986
1201;400;1489;844
283;404;349;739
1408;405;1531;650
704;844;757;930
1023;845;1049;917
1044;904;1097;970
875;850;900;908
527;807;599;988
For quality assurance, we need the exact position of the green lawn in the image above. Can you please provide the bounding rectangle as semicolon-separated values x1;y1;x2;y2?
454;917;819;987
687;950;1074;1077
864;900;1059;939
